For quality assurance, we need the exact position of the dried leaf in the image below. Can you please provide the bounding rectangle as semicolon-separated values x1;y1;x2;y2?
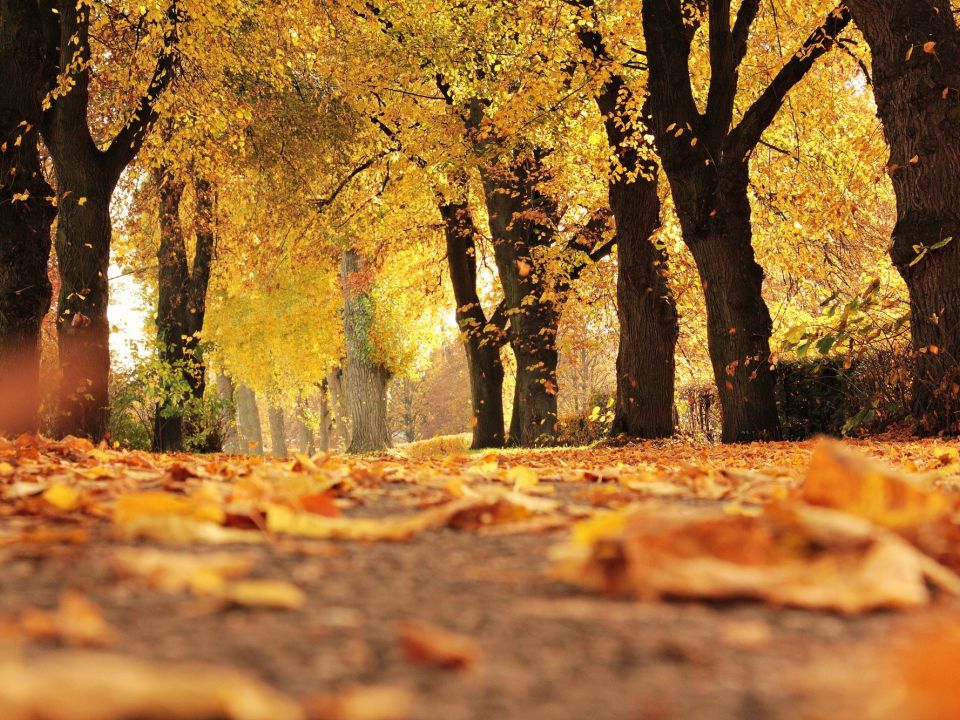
395;619;480;670
0;651;304;720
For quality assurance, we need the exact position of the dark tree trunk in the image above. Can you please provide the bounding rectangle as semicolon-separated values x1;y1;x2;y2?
439;200;506;449
0;0;55;435
845;0;960;434
641;0;850;441
480;153;562;447
268;405;287;458
580;24;679;438
236;383;263;456
37;0;178;440
341;249;391;453
152;171;215;452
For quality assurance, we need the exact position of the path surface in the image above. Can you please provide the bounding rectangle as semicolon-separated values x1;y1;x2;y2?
2;436;960;720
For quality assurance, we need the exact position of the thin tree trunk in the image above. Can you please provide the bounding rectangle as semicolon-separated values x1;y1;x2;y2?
341;250;391;453
316;382;330;453
0;0;55;436
153;170;216;451
439;200;506;449
216;372;240;453
268;406;287;458
235;384;263;456
845;0;960;434
327;367;349;451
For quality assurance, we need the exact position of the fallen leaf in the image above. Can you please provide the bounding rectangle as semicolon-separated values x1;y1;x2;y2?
0;651;304;720
222;580;306;609
801;440;949;529
19;591;116;647
303;685;414;720
42;484;81;511
395;619;480;670
555;503;960;613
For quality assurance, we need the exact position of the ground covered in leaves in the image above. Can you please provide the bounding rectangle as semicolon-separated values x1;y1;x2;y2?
3;436;960;720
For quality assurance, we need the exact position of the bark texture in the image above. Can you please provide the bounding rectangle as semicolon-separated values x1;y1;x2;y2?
845;0;960;434
439;200;507;449
152;170;215;451
341;250;391;453
0;0;55;435
235;384;263;456
316;383;330;453
641;1;850;441
580;22;679;439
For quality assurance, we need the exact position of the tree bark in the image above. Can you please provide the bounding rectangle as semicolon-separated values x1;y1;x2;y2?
480;152;562;447
641;1;850;441
845;0;960;434
38;0;178;440
341;249;391;453
439;200;507;448
236;384;263;456
579;24;679;438
268;405;287;458
0;0;55;435
216;372;240;453
153;170;215;451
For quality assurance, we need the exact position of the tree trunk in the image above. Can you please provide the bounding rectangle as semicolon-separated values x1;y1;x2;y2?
316;382;330;453
0;0;55;436
480;154;561;447
152;170;216;451
439;200;506;449
39;0;177;440
683;171;781;442
580;29;679;439
53;178;113;441
341;249;391;453
327;367;349;451
268;406;287;458
640;0;848;441
295;397;316;455
236;384;263;456
216;372;240;453
845;0;960;434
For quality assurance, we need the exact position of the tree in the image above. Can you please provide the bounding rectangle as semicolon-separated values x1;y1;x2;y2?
0;0;56;435
38;0;180;440
640;0;850;442
341;248;392;453
439;198;507;448
153;168;215;451
576;11;679;438
844;0;960;434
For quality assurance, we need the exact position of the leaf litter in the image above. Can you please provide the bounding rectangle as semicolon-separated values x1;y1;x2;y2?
3;433;960;717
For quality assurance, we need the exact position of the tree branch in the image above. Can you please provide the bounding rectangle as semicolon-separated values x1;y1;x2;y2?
728;4;851;162
103;0;183;181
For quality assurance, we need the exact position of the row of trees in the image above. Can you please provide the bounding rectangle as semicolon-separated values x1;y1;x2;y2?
1;0;958;450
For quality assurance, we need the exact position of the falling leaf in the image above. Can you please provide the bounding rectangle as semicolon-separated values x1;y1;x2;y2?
504;465;538;491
